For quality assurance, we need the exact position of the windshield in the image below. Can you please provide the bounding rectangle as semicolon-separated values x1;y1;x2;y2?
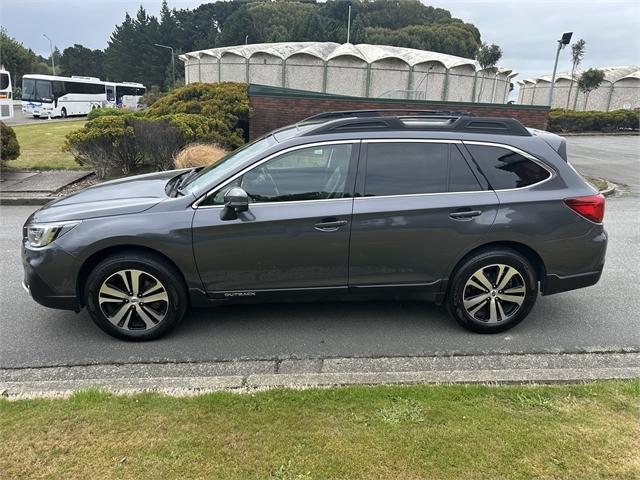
21;79;53;102
181;135;277;194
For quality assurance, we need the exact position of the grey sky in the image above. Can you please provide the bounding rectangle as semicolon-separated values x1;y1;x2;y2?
2;0;639;83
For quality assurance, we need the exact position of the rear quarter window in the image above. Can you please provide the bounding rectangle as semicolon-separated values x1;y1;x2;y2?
465;144;551;190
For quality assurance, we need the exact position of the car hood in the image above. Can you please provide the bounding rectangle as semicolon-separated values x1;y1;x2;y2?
29;169;189;223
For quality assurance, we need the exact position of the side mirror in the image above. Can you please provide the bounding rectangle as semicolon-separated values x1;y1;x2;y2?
220;187;249;220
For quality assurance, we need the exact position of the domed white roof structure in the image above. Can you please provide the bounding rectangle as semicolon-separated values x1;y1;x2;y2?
179;42;518;104
517;65;640;111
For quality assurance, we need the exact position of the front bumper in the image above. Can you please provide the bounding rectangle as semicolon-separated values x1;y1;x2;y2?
22;241;81;311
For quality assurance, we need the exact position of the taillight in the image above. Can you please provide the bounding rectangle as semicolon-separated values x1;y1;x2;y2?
564;194;605;223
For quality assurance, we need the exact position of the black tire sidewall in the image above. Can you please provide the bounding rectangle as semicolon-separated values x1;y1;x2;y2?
447;250;538;333
60;108;67;118
86;254;187;341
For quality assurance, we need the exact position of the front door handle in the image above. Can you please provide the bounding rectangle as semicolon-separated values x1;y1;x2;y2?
449;209;482;220
314;218;348;232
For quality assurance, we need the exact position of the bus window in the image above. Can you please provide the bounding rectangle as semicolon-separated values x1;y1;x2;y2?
106;86;115;102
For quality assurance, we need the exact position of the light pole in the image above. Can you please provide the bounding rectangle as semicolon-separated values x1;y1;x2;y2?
154;43;175;89
43;34;56;76
548;32;573;106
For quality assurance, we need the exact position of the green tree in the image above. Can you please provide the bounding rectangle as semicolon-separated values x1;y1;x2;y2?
59;44;105;78
577;68;605;109
475;42;502;101
104;13;138;82
0;29;51;87
566;39;586;110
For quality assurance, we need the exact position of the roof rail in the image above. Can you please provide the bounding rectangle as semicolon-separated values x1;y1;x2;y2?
301;109;474;123
299;110;531;137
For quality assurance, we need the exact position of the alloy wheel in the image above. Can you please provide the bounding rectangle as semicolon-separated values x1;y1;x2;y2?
462;263;526;324
98;269;169;331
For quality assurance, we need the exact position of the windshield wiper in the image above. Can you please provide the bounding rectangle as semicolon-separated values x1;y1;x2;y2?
171;169;200;197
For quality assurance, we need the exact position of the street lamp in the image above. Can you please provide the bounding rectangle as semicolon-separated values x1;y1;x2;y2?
154;43;175;89
43;33;56;76
548;32;573;106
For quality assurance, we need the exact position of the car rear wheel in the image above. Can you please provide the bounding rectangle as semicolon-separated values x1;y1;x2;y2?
447;249;538;333
85;252;187;341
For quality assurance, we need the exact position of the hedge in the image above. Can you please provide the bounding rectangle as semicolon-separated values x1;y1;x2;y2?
548;109;640;133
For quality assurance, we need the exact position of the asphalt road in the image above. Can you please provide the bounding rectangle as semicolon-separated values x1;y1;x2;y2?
3;107;85;126
566;135;640;195
1;196;638;369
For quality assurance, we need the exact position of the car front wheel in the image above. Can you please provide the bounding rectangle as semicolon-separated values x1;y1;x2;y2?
85;252;187;341
447;248;538;333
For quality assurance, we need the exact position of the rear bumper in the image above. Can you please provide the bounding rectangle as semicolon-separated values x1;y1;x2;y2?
543;269;603;296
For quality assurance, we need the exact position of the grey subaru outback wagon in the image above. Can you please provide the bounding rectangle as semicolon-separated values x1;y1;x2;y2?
22;110;607;340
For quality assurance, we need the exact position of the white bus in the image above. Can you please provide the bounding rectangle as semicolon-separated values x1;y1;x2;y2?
105;81;147;109
0;68;14;120
21;74;145;118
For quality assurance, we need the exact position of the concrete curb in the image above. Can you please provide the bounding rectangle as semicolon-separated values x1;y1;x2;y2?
0;196;53;206
2;352;638;399
561;132;639;137
0;171;93;206
600;180;617;197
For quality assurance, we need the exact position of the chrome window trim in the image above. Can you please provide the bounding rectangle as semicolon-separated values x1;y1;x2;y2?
197;197;353;210
363;139;462;144
354;190;494;202
192;140;359;209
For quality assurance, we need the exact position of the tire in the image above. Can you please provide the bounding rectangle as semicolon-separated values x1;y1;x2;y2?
446;248;538;333
60;107;67;118
85;252;188;341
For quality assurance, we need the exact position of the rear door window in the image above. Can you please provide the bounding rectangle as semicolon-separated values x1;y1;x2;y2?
465;144;551;190
363;142;481;197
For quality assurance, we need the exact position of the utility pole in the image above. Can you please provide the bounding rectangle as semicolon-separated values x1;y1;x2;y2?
548;32;573;106
346;5;351;43
43;34;56;75
154;43;175;89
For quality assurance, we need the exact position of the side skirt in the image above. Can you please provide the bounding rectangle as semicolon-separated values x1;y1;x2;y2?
189;281;446;307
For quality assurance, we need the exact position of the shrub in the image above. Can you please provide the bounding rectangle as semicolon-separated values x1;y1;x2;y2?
147;82;250;145
174;143;228;169
64;115;141;179
87;107;142;121
1;121;20;166
132;117;183;171
548;109;640;133
140;85;165;108
65;82;250;178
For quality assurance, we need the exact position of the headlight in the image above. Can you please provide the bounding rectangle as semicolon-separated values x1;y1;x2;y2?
26;221;81;248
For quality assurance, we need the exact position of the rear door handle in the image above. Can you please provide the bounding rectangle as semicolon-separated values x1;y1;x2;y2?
314;218;348;232
449;209;482;220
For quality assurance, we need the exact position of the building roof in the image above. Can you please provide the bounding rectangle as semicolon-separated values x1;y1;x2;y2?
517;65;640;85
179;42;517;76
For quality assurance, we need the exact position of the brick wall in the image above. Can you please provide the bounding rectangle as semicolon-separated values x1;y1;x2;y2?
248;85;550;140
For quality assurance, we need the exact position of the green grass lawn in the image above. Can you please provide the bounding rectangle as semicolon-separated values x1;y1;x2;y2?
1;380;638;479
5;120;86;170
